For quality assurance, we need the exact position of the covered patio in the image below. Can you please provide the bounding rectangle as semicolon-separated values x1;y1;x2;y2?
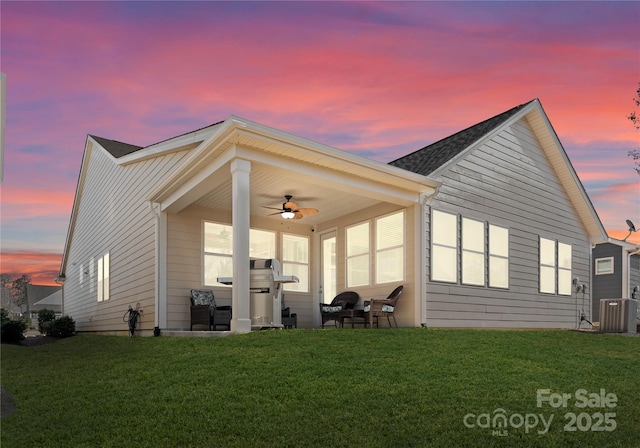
147;117;440;333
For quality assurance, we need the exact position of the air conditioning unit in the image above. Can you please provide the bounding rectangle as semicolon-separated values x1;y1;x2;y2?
599;299;638;333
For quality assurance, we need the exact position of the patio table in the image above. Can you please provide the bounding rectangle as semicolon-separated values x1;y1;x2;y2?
339;309;366;328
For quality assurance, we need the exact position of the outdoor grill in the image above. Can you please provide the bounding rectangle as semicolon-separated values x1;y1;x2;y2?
217;258;298;329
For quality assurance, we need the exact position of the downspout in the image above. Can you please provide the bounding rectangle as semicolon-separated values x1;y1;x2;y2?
419;187;440;327
626;246;640;299
148;201;163;335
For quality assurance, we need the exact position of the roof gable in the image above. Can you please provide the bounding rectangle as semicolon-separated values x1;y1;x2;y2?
89;135;142;158
389;98;607;243
389;101;532;175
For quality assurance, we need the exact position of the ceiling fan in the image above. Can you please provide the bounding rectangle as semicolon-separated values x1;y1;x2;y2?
263;195;319;220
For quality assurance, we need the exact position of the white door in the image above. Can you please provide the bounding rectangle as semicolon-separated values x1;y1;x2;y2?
320;231;337;304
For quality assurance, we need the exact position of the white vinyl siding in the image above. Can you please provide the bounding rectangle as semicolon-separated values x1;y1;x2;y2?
595;257;614;275
462;218;485;286
346;222;370;287
431;210;457;283
488;225;509;288
282;234;309;292
376;211;404;284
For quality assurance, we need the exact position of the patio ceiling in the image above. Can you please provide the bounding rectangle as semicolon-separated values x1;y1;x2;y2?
150;116;440;219
192;162;381;225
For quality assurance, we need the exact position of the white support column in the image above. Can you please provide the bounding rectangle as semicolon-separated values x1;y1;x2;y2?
231;158;252;333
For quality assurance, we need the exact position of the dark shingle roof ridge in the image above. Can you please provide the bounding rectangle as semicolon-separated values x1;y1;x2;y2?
90;135;143;158
143;120;225;149
89;120;226;159
389;99;536;176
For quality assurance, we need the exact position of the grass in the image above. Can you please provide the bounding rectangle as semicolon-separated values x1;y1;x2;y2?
1;329;639;448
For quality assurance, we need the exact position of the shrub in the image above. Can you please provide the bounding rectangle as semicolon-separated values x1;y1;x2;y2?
1;318;27;344
0;308;9;326
48;315;76;338
38;309;56;334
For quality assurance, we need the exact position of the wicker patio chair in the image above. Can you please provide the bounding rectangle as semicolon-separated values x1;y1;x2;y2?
190;289;232;331
364;285;403;328
319;291;360;328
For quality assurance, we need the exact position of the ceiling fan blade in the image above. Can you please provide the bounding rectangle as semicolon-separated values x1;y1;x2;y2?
267;211;283;216
261;206;283;211
283;201;298;210
293;213;305;220
297;208;319;216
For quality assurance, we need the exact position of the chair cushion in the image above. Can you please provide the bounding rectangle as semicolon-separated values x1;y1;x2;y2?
191;289;216;308
382;304;395;313
321;305;342;313
363;303;394;313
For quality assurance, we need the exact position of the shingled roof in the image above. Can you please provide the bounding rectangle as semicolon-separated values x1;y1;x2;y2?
389;100;534;176
90;135;143;158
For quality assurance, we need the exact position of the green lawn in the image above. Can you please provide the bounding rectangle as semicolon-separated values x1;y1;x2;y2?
2;329;639;448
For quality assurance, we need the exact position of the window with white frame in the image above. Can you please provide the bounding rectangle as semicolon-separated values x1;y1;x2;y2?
97;252;110;302
431;210;457;283
203;222;276;286
204;222;233;285
539;238;572;295
558;243;572;295
376;211;404;284
347;221;370;287
595;257;614;275
489;225;509;288
462;218;485;286
539;237;556;294
282;234;309;292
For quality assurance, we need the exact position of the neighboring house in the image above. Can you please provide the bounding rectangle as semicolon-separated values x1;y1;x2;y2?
33;289;63;318
58;99;607;335
592;239;640;322
25;285;61;323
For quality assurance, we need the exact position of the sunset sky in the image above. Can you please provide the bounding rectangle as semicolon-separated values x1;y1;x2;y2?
1;1;639;286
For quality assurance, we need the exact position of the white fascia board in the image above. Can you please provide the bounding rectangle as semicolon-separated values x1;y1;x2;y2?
148;118;241;204
525;103;608;243
116;124;222;166
605;237;640;252
59;136;95;276
151;115;439;207
231;116;440;191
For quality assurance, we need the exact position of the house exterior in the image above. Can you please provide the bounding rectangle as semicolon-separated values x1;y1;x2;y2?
33;289;63;318
57;99;607;335
592;239;640;322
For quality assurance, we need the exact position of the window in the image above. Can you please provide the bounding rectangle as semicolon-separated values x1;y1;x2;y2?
558;243;572;295
462;218;485;286
347;221;370;287
204;222;233;285
595;257;614;275
489;225;509;288
539;237;572;295
431;210;457;282
539;238;556;294
250;229;276;259
282;234;309;292
376;211;404;284
97;252;110;302
203;222;276;285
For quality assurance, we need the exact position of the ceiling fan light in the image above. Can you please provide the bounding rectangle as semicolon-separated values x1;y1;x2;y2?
281;211;295;219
